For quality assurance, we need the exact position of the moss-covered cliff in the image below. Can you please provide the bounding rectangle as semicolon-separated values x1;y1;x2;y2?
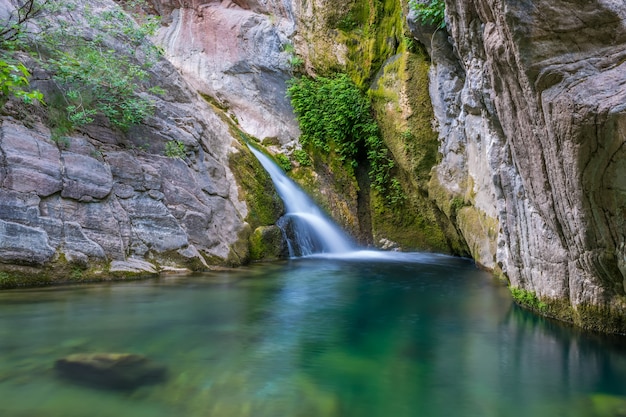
286;0;466;253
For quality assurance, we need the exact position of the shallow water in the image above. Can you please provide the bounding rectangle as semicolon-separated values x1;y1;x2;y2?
1;253;625;417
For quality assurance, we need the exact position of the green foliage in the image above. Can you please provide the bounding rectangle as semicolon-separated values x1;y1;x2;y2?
288;55;304;68
275;153;292;171
450;196;467;216
510;287;548;312
287;73;403;205
409;0;446;29
293;149;311;166
0;0;45;106
1;0;163;131
0;58;43;104
164;140;186;158
283;42;303;70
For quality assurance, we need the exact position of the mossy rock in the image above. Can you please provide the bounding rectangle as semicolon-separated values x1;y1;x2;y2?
228;141;284;229
249;225;287;261
298;0;403;87
456;205;498;269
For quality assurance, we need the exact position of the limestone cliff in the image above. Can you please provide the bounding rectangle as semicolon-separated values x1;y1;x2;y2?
411;0;626;332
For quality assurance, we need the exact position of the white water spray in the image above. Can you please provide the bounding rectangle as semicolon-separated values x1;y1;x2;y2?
247;145;355;256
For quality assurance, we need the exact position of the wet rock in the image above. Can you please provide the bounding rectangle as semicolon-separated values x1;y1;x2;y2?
55;353;167;390
250;225;287;260
109;259;158;275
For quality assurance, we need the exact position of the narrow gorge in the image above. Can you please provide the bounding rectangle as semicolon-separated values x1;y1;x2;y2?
0;0;625;334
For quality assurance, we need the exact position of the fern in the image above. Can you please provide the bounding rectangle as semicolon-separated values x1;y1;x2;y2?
409;0;446;30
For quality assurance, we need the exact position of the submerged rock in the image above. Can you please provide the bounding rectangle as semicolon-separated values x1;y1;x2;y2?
55;353;167;390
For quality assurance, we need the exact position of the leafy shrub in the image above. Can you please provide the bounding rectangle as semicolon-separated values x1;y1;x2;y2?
164;140;185;158
287;73;403;204
293;149;311;166
0;58;43;104
275;153;292;171
0;0;163;132
409;0;446;29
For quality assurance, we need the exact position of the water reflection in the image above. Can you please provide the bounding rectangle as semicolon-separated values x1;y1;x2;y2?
0;256;625;417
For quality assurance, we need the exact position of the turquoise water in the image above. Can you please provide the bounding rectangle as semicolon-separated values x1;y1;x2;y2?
1;253;625;417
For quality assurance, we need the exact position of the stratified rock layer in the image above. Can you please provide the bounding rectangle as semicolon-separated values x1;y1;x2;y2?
412;0;626;331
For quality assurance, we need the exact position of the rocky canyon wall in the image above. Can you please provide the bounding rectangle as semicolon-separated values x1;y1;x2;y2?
412;0;626;332
2;0;625;333
0;0;279;285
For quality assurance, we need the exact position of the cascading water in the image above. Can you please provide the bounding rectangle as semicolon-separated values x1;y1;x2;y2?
247;144;355;256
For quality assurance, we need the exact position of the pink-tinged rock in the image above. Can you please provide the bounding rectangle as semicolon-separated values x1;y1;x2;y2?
153;0;300;142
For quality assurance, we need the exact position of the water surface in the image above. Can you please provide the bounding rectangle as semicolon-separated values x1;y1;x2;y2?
1;254;625;417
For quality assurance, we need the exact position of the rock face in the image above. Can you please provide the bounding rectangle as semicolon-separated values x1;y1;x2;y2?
411;0;626;331
150;0;300;143
0;0;262;282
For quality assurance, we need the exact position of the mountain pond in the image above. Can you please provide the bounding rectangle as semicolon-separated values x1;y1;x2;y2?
1;252;626;417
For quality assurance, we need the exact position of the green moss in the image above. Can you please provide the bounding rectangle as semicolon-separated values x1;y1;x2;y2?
508;286;626;334
371;186;451;252
227;225;253;266
573;302;626;334
365;47;470;253
455;206;498;267
228;140;284;229
510;287;548;313
303;0;403;88
0;254;128;289
249;226;285;261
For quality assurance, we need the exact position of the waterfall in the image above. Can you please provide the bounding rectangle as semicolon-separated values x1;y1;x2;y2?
247;144;355;257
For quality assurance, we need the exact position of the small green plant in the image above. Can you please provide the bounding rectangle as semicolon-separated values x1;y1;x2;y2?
283;42;303;69
70;266;83;280
450;196;467;216
165;140;186;158
402;35;415;52
293;149;311;166
510;287;548;312
51;133;70;149
409;0;446;30
275;153;292;171
288;55;304;68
